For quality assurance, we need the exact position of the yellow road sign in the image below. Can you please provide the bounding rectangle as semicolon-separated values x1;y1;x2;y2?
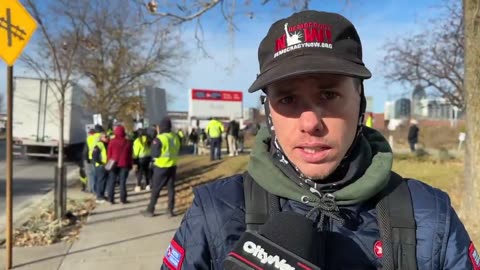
0;0;37;66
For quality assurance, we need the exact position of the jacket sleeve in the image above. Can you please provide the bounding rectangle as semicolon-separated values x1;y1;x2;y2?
107;141;113;160
92;146;102;164
442;205;476;269
83;143;89;163
151;137;162;158
205;124;210;138
132;140;138;159
161;194;212;270
127;141;133;168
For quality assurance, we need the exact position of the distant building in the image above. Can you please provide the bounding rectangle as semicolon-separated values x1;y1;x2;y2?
167;111;189;131
384;85;463;129
365;96;374;113
384;101;395;120
244;108;261;122
144;87;167;127
394;98;411;119
411;85;426;117
0;113;6;132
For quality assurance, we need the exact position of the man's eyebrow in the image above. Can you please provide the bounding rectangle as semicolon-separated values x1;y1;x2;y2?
269;87;294;96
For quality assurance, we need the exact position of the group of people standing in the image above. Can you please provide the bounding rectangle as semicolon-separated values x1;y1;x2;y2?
82;117;181;217
186;117;244;161
83;124;132;204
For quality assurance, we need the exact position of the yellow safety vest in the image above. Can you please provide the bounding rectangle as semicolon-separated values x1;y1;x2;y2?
80;175;88;184
154;132;180;168
206;120;224;138
87;133;100;160
95;141;107;167
133;136;151;159
366;116;373;128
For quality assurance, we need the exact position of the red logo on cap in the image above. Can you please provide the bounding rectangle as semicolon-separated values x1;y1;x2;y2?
273;21;333;58
374;240;383;258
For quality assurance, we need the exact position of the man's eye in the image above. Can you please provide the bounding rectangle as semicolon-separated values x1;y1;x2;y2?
320;91;339;100
279;96;294;104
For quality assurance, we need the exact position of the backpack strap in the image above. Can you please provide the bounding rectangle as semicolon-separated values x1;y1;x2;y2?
243;172;280;231
376;172;417;270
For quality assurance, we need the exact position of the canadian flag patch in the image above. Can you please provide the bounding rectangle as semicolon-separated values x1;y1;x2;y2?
163;239;185;270
470;242;480;270
374;240;383;258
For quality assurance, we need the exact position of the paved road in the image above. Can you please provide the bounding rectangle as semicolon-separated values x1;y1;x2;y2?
0;140;78;231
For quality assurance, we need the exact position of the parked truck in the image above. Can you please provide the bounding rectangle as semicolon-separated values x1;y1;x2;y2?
12;77;92;160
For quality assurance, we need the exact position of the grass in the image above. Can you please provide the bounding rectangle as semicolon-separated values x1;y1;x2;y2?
163;154;250;213
393;155;464;207
171;151;477;244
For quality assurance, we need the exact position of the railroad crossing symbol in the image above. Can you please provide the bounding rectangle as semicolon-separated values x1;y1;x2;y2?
0;0;37;66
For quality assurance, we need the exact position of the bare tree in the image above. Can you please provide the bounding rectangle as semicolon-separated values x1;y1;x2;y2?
381;0;464;109
136;0;311;23
69;0;185;126
383;0;480;242
21;0;92;219
461;0;480;242
132;0;312;54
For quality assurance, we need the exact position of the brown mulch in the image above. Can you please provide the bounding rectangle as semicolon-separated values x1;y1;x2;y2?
6;198;96;247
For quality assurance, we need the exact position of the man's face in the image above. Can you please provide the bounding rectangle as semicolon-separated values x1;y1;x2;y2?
267;74;361;180
100;133;109;142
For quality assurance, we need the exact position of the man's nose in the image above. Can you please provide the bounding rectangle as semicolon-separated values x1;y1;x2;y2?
299;107;324;135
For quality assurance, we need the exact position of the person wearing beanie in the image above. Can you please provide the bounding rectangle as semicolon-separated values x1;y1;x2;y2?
83;128;98;193
91;130;110;203
160;10;474;269
132;128;152;192
408;119;420;152
141;117;181;217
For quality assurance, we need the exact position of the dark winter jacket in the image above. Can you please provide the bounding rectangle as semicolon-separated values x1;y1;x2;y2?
107;126;133;168
189;131;199;144
160;127;474;269
408;124;419;143
226;120;240;137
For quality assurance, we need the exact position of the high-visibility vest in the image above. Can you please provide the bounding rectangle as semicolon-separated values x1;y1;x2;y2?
178;130;184;139
87;133;100;160
206;120;224;138
95;141;107;167
154;132;180;168
366;116;373;128
133;136;151;159
79;175;88;184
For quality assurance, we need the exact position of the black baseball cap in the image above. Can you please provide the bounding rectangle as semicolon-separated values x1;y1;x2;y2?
248;10;372;93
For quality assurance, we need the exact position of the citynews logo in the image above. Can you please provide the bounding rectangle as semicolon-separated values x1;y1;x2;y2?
243;241;295;270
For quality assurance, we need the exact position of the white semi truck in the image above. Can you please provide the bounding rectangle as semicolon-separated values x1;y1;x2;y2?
12;77;92;159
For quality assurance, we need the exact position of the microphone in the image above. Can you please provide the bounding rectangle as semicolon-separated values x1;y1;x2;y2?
223;211;322;270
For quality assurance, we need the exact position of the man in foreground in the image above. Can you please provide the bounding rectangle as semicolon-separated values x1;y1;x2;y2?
161;10;475;270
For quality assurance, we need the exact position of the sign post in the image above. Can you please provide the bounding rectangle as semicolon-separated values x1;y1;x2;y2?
0;1;37;269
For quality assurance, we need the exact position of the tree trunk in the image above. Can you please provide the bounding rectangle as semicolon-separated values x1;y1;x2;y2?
461;0;480;244
55;97;66;220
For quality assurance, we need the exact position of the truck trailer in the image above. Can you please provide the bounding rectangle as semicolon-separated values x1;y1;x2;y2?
12;77;92;160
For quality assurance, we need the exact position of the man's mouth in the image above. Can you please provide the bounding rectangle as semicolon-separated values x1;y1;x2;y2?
300;146;331;154
295;144;333;163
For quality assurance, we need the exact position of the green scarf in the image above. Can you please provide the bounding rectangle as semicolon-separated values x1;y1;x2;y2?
247;127;392;206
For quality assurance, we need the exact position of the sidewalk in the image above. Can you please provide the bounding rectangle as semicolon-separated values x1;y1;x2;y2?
1;184;183;270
